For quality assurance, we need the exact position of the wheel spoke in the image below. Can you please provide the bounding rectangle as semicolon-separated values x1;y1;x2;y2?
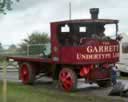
59;68;76;91
60;72;67;82
65;78;73;85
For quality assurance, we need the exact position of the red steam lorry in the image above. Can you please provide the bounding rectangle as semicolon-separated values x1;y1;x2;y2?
7;8;121;92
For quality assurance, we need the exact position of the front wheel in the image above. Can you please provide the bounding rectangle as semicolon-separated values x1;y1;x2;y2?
59;68;77;92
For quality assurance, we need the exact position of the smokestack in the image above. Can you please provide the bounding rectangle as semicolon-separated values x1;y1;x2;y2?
90;8;99;19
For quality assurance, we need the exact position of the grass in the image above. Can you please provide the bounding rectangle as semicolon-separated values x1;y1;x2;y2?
0;82;126;102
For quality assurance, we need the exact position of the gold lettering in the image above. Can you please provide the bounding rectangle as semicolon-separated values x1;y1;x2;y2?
109;46;113;52
81;54;86;59
86;45;119;53
98;46;104;52
76;53;80;60
93;47;98;53
87;46;93;53
104;46;109;52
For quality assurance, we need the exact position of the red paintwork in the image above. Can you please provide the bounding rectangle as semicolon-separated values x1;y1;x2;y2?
89;68;111;80
51;23;60;62
80;67;90;77
80;65;93;77
79;64;111;81
20;64;30;84
59;69;74;91
59;40;119;64
102;63;110;69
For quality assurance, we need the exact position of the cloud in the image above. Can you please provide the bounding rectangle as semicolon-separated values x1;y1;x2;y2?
0;0;128;45
12;0;49;11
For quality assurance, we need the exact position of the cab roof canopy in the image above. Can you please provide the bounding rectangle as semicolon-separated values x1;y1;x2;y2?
51;19;118;25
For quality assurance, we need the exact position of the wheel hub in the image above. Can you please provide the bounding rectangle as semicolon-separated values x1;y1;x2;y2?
60;71;73;91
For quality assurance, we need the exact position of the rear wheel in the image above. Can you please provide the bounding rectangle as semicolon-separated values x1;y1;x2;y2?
19;63;35;84
59;68;77;92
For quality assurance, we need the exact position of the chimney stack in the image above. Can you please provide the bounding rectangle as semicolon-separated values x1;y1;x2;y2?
90;8;99;19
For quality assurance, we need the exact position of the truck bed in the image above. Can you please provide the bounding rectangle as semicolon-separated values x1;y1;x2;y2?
7;55;52;63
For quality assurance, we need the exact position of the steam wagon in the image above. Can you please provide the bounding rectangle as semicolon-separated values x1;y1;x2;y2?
7;8;121;92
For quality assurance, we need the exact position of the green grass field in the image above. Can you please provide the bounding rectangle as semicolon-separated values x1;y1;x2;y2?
0;82;125;102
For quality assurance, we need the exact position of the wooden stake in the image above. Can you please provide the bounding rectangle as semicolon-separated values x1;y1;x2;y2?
2;61;7;102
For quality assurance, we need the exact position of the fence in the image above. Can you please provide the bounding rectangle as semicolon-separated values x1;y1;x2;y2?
0;43;51;57
26;43;51;56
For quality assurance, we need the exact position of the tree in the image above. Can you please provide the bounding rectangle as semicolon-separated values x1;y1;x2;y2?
0;0;20;14
8;44;16;50
19;32;50;55
0;42;3;51
23;32;50;44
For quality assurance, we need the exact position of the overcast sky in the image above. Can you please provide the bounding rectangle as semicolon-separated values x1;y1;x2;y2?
0;0;128;45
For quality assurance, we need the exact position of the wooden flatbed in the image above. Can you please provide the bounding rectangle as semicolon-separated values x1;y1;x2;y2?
8;56;52;63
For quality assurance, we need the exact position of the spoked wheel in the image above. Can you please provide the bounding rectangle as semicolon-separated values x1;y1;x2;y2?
59;68;77;92
20;63;35;85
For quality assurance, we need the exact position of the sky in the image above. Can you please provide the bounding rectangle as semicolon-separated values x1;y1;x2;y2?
0;0;128;45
